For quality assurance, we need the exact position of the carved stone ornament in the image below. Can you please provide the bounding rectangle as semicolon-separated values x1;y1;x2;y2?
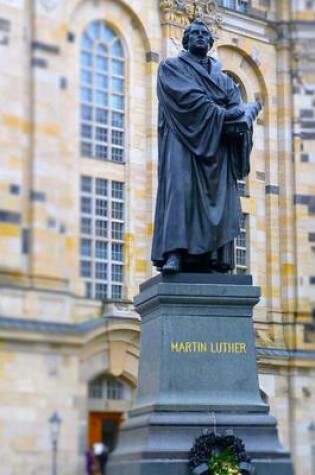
159;0;223;31
39;0;60;11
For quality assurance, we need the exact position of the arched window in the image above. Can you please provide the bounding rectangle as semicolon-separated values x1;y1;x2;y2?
221;73;250;275
80;21;125;163
88;376;132;401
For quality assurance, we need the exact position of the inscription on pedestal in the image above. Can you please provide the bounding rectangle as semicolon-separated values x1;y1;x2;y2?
170;341;247;353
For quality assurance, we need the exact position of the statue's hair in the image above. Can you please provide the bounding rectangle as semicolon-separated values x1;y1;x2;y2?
182;19;214;51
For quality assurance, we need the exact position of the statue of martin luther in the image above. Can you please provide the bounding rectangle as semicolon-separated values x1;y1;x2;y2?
151;19;261;274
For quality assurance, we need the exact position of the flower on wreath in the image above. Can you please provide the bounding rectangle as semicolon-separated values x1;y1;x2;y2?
188;431;256;475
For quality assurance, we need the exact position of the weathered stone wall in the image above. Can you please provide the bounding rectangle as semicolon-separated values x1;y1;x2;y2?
0;342;85;475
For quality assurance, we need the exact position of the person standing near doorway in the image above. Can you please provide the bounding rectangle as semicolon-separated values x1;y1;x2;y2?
93;442;108;474
85;445;97;475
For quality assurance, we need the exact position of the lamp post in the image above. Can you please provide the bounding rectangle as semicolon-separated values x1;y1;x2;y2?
49;412;62;475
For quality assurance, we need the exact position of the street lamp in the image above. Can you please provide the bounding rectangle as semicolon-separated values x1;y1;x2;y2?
49;411;62;475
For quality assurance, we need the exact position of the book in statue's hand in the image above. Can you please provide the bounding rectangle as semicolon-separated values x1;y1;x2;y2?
223;102;262;135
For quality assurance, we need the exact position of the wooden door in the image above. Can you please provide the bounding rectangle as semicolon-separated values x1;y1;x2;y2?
88;412;122;452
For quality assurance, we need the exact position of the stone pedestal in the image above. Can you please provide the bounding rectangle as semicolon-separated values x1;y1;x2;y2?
107;274;294;475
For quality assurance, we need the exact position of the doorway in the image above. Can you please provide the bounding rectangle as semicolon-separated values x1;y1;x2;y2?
88;412;122;452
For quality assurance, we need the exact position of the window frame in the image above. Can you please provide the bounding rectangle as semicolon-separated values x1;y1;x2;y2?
88;377;125;401
80;175;125;301
234;213;249;274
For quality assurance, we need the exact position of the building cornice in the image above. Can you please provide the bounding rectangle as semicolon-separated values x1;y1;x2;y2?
220;9;276;44
0;315;140;346
257;347;315;362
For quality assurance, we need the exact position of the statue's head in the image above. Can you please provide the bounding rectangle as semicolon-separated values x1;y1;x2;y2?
182;19;214;56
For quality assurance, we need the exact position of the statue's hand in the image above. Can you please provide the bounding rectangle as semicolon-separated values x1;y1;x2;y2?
224;105;245;121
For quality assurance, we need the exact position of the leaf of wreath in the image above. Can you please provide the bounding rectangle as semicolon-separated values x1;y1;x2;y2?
188;432;255;475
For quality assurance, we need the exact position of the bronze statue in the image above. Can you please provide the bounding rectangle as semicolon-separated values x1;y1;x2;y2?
151;19;261;274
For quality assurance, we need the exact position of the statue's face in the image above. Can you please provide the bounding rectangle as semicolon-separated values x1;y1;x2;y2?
188;23;210;57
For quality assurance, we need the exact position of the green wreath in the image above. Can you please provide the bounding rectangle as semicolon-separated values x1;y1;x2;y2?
188;431;255;475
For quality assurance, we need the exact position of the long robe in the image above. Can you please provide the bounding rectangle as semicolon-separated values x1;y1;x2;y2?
151;51;253;270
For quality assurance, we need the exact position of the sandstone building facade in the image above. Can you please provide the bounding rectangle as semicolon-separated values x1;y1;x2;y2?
0;0;314;474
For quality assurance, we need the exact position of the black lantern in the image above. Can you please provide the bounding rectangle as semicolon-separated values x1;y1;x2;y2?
49;412;62;475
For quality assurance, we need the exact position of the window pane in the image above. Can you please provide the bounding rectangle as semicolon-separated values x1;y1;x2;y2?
236;248;246;266
112;264;123;282
110;94;124;110
95;199;107;216
112;182;124;199
112;243;123;262
81;33;93;51
81;51;92;67
81;176;92;193
81;196;92;214
112;201;124;220
95;145;108;160
96;108;108;124
81;69;93;84
112;222;124;240
96;240;107;259
81;217;92;234
96;44;107;56
239;214;246;229
96;56;108;71
81;142;92;157
96;127;108;142
112;77;124;93
112;130;124;146
95;283;107;299
80;238;92;257
112;112;124;128
221;0;235;7
107;379;123;400
238;180;247;197
236;230;246;248
112;285;122;300
112;148;124;162
112;59;124;75
95;178;107;196
80;260;91;277
85;281;92;299
95;219;107;237
81;124;92;139
238;0;247;12
88;379;103;399
111;40;123;58
81;105;93;121
88;21;101;40
81;87;92;102
96;90;108;106
96;74;108;89
95;261;107;279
